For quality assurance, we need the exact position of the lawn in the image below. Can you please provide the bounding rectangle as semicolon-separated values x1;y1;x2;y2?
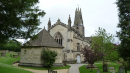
79;61;130;73
19;65;71;70
0;52;71;73
0;53;32;73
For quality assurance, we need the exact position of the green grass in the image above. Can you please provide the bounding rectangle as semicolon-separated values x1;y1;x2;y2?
79;61;130;73
20;65;71;70
0;53;32;73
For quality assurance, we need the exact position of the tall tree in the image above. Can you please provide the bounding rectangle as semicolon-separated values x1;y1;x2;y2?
116;0;130;72
91;27;115;72
0;0;45;45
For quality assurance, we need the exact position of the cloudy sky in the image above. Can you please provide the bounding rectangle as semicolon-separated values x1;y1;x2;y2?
17;0;121;44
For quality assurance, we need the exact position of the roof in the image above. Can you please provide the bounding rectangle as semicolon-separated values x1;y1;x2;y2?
23;28;64;48
85;37;91;42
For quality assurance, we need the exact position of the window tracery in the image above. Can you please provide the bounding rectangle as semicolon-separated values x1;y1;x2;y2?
54;32;63;45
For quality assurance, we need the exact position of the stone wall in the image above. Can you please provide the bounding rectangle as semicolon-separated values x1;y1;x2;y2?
50;25;68;51
49;24;91;63
19;47;63;67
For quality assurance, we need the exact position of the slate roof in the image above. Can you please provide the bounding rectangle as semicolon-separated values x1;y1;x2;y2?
23;28;64;48
85;37;91;42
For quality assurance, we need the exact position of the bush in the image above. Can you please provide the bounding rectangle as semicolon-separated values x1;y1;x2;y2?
42;48;57;69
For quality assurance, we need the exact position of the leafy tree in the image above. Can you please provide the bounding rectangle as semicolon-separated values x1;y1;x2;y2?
119;58;129;73
104;44;120;61
82;46;103;72
0;39;22;52
116;0;130;72
91;27;115;72
0;0;46;45
42;48;57;71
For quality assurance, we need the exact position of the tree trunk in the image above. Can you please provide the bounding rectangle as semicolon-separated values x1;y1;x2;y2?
125;68;127;73
91;64;92;72
103;57;105;65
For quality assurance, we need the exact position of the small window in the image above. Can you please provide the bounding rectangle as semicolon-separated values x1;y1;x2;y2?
77;27;79;29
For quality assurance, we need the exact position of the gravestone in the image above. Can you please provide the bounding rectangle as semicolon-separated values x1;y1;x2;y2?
5;50;9;53
109;67;115;72
96;69;101;73
52;71;57;73
9;51;13;54
17;52;21;56
13;55;19;58
103;64;107;72
2;50;6;53
1;53;6;57
48;70;53;73
118;66;124;73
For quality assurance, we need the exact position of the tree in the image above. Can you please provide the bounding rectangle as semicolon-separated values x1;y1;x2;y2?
0;0;46;45
104;44;120;61
116;0;130;73
0;39;22;52
82;46;103;72
42;48;57;72
91;27;115;72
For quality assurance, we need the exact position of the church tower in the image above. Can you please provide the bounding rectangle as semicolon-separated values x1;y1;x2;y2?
73;7;84;36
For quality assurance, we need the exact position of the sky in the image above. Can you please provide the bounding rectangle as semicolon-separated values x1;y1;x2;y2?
17;0;121;44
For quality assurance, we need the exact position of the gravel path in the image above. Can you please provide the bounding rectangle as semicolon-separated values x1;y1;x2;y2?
13;63;69;73
68;64;86;73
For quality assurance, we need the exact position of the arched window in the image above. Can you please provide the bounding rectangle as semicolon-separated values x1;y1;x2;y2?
54;32;63;45
77;43;80;51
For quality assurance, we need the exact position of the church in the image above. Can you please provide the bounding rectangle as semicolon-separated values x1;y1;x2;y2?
19;7;91;67
48;7;91;63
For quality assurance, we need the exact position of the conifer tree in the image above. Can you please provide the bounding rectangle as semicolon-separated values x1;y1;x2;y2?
116;0;130;72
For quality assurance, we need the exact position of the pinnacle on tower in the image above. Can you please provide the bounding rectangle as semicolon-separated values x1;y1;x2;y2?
48;18;51;24
75;8;77;12
68;15;71;30
44;26;45;29
48;18;51;31
68;15;71;22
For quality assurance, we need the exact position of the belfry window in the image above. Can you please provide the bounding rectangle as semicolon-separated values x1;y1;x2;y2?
54;32;63;45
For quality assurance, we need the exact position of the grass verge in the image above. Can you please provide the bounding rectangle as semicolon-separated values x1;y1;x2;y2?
0;53;32;73
79;61;130;73
19;65;71;70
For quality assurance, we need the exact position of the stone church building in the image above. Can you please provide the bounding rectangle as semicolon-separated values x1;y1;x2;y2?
48;7;91;63
19;7;91;67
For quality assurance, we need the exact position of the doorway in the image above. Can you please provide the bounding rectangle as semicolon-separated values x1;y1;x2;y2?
77;55;81;63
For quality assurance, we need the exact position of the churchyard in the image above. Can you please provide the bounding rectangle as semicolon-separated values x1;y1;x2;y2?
79;61;130;73
0;50;70;73
0;50;130;73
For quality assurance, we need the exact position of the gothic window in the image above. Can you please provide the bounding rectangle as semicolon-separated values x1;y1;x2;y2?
77;43;80;51
54;32;63;45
